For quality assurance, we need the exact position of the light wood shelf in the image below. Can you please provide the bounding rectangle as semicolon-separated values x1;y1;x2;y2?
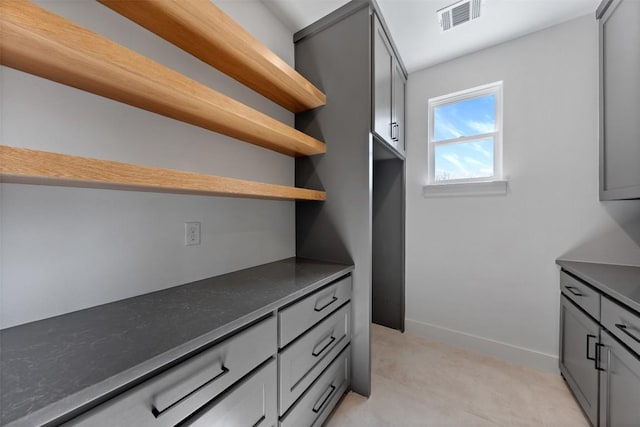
0;0;326;157
0;146;326;201
99;0;326;114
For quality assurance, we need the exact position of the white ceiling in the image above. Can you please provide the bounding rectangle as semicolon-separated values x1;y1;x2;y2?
261;0;600;73
261;1;354;32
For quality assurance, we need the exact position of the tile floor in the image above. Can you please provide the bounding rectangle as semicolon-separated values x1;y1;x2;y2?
327;324;589;427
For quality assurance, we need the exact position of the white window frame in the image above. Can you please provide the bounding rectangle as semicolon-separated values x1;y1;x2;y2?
427;81;503;185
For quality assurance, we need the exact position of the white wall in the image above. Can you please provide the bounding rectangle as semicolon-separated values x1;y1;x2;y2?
405;14;640;371
0;1;296;329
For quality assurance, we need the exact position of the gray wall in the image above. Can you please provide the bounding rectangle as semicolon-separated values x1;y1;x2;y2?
0;1;296;329
405;14;640;371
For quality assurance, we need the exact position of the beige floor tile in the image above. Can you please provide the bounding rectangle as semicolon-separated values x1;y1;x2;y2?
328;374;500;427
327;324;589;427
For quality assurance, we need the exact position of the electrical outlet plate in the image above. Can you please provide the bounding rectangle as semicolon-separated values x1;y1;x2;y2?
185;222;201;246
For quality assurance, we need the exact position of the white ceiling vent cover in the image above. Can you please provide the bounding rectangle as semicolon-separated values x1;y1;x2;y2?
438;0;482;32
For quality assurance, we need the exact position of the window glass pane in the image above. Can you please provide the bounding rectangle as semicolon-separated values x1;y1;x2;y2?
434;138;494;182
434;94;496;141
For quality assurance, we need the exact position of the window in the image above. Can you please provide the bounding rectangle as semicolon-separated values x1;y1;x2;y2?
427;82;503;185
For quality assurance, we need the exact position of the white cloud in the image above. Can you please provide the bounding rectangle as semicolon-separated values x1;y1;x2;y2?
466;120;494;134
471;142;492;159
463;156;488;168
442;153;470;177
434;110;462;139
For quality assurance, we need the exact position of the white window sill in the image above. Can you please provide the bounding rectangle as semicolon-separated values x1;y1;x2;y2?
422;180;509;198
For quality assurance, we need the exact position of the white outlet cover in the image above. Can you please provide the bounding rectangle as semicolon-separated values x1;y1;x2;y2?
185;222;201;246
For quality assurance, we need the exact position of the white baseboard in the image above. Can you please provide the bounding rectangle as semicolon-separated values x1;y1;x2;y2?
404;318;559;374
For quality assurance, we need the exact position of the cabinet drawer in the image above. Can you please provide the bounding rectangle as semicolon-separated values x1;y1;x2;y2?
184;359;277;427
561;271;600;320
602;296;640;356
280;345;350;427
66;316;276;426
279;302;350;415
279;275;351;348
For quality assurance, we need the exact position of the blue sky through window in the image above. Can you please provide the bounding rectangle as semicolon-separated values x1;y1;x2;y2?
435;138;494;182
433;94;496;181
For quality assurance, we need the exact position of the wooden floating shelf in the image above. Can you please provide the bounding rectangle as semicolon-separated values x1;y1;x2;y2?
0;0;325;157
99;0;326;113
0;146;326;201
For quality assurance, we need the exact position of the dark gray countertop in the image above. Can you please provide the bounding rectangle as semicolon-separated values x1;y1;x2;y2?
0;257;353;427
557;260;640;313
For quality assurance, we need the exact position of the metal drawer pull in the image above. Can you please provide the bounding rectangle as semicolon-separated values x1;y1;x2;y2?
314;295;338;312
312;384;336;414
151;364;229;418
252;415;266;427
312;335;336;357
595;343;607;372
565;286;584;297
390;123;399;141
615;323;640;344
586;334;597;361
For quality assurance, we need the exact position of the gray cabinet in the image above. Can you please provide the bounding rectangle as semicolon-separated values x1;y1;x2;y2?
559;269;640;426
598;0;640;200
294;1;407;395
598;330;640;427
561;271;601;320
61;271;353;427
65;316;277;426
371;9;407;332
392;60;406;152
184;359;277;427
277;277;352;421
373;13;406;153
601;296;640;357
279;302;351;414
278;275;352;348
373;13;392;145
280;346;351;427
598;295;640;427
559;295;599;426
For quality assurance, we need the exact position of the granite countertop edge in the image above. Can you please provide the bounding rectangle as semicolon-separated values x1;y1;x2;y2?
556;259;640;313
3;259;354;427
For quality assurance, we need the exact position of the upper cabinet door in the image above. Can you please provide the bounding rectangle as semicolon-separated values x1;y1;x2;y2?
599;0;640;200
373;14;394;147
392;61;406;153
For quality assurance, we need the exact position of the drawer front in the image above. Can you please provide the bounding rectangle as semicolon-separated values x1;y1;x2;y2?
561;271;600;320
602;296;640;356
185;359;277;427
280;345;350;427
279;302;350;415
66;316;277;426
279;275;352;348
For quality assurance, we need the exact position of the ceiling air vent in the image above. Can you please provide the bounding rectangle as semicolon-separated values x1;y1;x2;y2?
438;0;482;32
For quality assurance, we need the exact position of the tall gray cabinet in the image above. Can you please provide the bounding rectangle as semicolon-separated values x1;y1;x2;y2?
294;0;407;396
